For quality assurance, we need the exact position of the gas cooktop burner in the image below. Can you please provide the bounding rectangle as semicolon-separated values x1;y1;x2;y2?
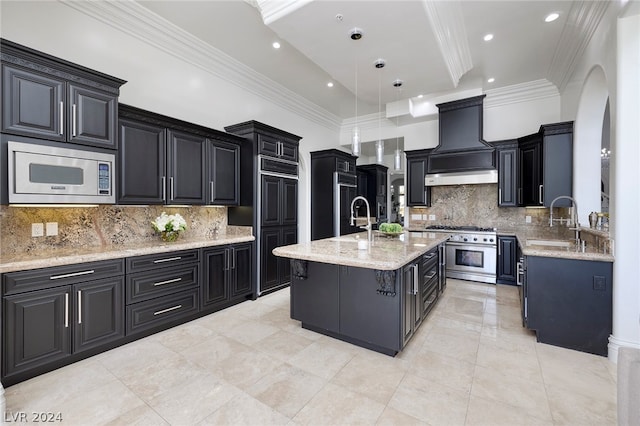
425;225;496;233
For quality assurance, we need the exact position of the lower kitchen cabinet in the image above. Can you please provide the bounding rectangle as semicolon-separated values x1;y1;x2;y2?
126;288;199;335
261;226;296;294
497;235;517;285
201;242;253;311
2;259;125;386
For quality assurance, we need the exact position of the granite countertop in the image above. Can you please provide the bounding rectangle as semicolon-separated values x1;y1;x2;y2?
0;234;255;274
273;231;448;271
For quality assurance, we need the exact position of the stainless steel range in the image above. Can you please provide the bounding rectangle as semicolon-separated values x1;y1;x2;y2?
425;225;497;284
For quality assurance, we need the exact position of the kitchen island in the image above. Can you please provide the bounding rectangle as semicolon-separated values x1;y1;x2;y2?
273;232;448;355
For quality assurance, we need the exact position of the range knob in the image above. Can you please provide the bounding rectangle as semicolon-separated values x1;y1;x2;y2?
483;238;488;242
463;238;468;242
490;238;494;242
473;237;478;241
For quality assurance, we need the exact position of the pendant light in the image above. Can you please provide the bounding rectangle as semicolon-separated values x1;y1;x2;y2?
351;28;363;157
375;59;386;164
393;79;403;171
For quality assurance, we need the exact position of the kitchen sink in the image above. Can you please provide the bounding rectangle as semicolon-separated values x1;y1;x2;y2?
525;239;573;248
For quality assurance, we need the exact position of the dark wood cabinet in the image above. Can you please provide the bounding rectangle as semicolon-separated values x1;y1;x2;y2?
497;235;517;285
405;152;432;207
261;227;297;293
311;149;359;240
258;133;298;162
1;40;125;149
201;243;253;311
118;104;242;206
494;140;519;207
2;259;125;384
518;122;573;207
207;139;239;205
260;175;297;227
402;261;421;346
356;164;388;224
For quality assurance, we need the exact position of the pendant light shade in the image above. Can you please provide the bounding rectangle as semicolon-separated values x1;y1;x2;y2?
351;28;362;158
376;140;384;164
394;148;402;170
393;81;404;171
352;127;361;157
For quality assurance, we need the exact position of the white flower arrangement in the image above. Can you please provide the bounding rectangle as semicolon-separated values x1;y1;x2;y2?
151;212;187;234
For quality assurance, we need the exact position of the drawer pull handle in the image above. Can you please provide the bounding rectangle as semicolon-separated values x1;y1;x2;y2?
153;277;182;287
64;293;69;328
425;253;436;259
50;270;95;280
153;256;182;264
153;305;182;316
59;101;64;135
426;271;437;280
72;104;77;137
77;290;82;324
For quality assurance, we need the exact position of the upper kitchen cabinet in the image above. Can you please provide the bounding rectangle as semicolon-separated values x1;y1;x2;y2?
493;139;519;207
258;133;298;162
518;122;573;207
118;104;242;206
1;39;125;149
404;150;432;207
356;164;388;225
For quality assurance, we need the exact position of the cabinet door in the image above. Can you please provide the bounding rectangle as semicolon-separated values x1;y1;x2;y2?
167;130;206;205
407;158;431;206
201;246;229;308
230;243;253;298
2;65;65;141
260;228;281;293
519;140;542;206
377;169;387;197
402;263;416;346
497;236;517;284
279;227;297;286
279;139;298;162
3;287;71;377
118;119;166;204
257;134;279;157
281;178;298;226
261;175;281;227
339;185;357;235
498;148;518;207
207;139;239;205
73;277;124;353
68;84;118;149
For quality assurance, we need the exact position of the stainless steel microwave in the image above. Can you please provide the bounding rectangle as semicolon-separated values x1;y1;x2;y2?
7;141;115;204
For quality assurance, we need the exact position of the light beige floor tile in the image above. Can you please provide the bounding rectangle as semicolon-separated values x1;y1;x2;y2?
147;372;240;425
221;319;280;345
258;287;291;307
545;382;617;425
252;329;315;361
260;309;324;341
196;308;251;332
246;363;327;418
376;406;428;426
432;315;483;333
56;379;146;425
200;392;291;425
389;373;469;426
412;348;476;393
150;320;217;352
331;351;408;404
423;326;480;364
288;340;356;380
476;338;543;384
96;338;181;379
225;298;280;319
4;358;117;412
465;394;552;426
470;364;553;422
292;382;386;425
105;404;170;426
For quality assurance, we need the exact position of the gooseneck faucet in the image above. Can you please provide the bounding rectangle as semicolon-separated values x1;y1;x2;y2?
350;196;373;242
549;195;579;227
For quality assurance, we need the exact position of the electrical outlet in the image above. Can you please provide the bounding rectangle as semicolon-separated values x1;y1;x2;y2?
525;215;532;223
31;223;44;237
411;214;421;220
46;222;58;236
429;214;436;221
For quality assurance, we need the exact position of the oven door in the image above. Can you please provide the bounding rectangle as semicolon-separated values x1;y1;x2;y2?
445;242;497;284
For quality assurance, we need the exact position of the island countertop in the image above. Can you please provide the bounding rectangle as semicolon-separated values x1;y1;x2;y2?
273;232;449;271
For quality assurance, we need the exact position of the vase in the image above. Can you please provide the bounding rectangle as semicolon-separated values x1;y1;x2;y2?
160;231;180;242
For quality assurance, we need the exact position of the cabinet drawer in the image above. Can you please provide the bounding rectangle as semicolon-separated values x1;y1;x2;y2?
422;249;438;271
126;250;199;273
3;259;125;295
422;285;439;317
126;264;199;304
126;288;199;335
260;157;298;176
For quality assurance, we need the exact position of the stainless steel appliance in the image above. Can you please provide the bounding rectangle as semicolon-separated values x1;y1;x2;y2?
425;225;497;284
7;140;115;204
334;171;358;237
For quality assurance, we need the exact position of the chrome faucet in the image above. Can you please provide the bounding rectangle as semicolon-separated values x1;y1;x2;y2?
350;196;373;242
549;195;579;227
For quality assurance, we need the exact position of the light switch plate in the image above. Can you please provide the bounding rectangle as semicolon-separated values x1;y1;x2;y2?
46;222;58;236
429;214;436;221
525;215;532;223
411;214;421;220
32;223;44;237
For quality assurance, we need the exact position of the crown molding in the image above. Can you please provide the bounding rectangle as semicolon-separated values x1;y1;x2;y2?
484;79;559;108
547;0;610;92
422;0;473;88
60;0;341;131
253;0;313;25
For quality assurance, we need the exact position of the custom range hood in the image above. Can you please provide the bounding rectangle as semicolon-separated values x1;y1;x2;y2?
425;95;497;186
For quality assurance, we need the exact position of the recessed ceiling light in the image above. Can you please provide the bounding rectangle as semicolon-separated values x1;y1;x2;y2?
327;82;334;88
483;33;494;42
272;41;281;49
545;13;559;23
487;78;495;83
417;94;424;99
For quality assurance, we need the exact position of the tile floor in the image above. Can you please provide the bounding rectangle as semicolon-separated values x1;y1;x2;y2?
4;279;617;425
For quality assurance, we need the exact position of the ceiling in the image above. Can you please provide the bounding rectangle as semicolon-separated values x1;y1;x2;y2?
137;0;609;125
